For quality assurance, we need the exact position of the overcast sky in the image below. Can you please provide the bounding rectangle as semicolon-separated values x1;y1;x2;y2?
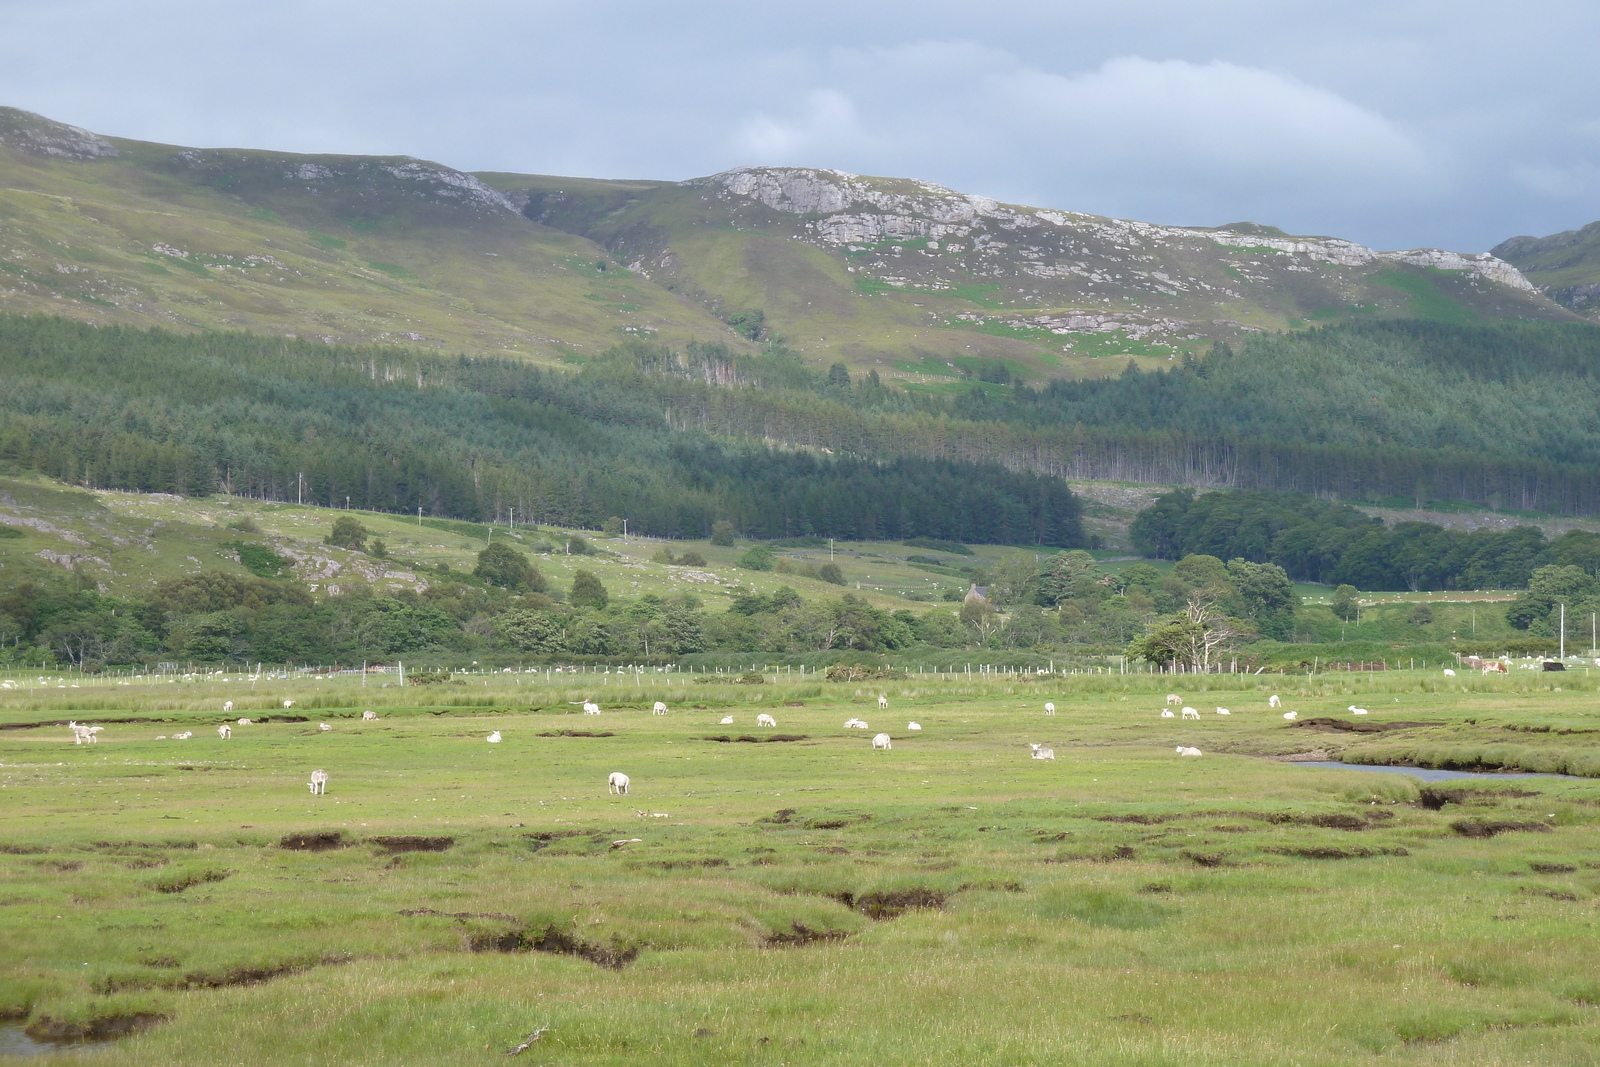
2;0;1596;251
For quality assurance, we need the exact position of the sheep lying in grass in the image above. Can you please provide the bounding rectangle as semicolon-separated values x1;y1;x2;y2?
1443;668;1456;677
719;715;734;725
1215;708;1230;716
237;718;252;726
844;718;869;729
308;769;328;795
653;701;668;715
217;724;232;739
608;772;630;795
908;722;922;731
1044;702;1056;715
1166;693;1182;705
1181;707;1200;720
756;713;777;727
1160;710;1175;719
872;732;892;750
1269;694;1282;708
362;710;377;721
172;731;193;740
1029;743;1055;760
319;723;331;732
877;694;889;709
486;731;502;743
583;701;601;715
1175;746;1202;757
1348;705;1368;715
1283;711;1298;721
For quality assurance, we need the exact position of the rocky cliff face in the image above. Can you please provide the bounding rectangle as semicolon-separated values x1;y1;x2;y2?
0;107;119;160
1493;221;1600;317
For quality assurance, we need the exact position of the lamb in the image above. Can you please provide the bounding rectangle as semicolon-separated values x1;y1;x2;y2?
907;722;922;731
308;769;328;795
236;718;252;726
872;732;892;750
67;721;93;744
843;718;870;729
1215;708;1231;716
362;710;377;721
1283;711;1298;721
283;700;295;709
218;724;232;739
1443;668;1456;677
1351;708;1369;716
719;715;735;725
486;731;502;743
652;701;668;715
877;694;888;710
319;723;332;732
607;771;630;795
1044;702;1056;715
1268;694;1282;708
173;731;193;740
1029;743;1055;760
583;701;601;715
1175;746;1202;757
1181;707;1200;720
756;713;777;727
1166;693;1182;705
223;701;234;712
1346;705;1365;713
1160;710;1175;719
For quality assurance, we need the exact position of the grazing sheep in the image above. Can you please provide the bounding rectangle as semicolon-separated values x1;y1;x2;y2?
1165;693;1182;705
1181;707;1200;720
652;701;668;715
757;713;777;727
223;701;234;713
908;722;922;731
308;769;328;795
362;710;377;721
283;700;295;709
719;715;735;725
487;731;502;743
1215;708;1231;716
583;701;601;715
872;732;892;750
1283;711;1298;721
1160;710;1176;719
877;694;889;710
1029;743;1055;760
1268;694;1282;708
236;718;252;726
217;724;232;739
319;723;331;732
173;731;193;740
607;771;630;795
1443;668;1456;677
1044;702;1056;715
1175;746;1202;757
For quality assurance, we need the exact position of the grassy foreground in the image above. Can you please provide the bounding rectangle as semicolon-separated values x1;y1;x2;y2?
2;671;1598;1065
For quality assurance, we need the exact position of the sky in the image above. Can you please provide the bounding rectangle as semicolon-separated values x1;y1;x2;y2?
1;0;1596;252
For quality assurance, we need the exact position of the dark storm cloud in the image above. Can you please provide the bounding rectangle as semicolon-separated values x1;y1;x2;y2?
2;0;1596;250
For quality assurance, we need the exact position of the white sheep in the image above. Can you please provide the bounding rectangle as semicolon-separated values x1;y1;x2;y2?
1283;711;1298;721
652;701;668;715
719;715;735;725
608;771;630;795
218;724;232;739
583;701;601;715
1175;746;1202;757
173;731;193;740
1347;705;1366;713
362;710;377;721
223;701;234;712
872;732;892;750
844;718;869;730
1215;708;1231;716
308;769;328;795
1268;694;1282;708
1181;707;1200;720
1443;668;1456;677
487;731;502;743
67;721;91;744
1352;709;1369;716
283;700;295;709
1160;709;1175;719
1165;693;1182;705
1044;702;1056;715
236;718;252;726
908;721;922;731
1029;743;1055;760
757;713;777;727
319;723;331;732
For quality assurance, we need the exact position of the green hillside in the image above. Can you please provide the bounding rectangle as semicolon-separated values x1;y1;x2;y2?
1493;220;1600;318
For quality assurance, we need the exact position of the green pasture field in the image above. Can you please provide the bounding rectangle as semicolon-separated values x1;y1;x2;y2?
2;671;1599;1065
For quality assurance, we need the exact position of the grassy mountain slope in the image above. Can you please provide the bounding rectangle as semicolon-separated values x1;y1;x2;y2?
488;166;1575;383
0;107;748;360
1493;221;1600;318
